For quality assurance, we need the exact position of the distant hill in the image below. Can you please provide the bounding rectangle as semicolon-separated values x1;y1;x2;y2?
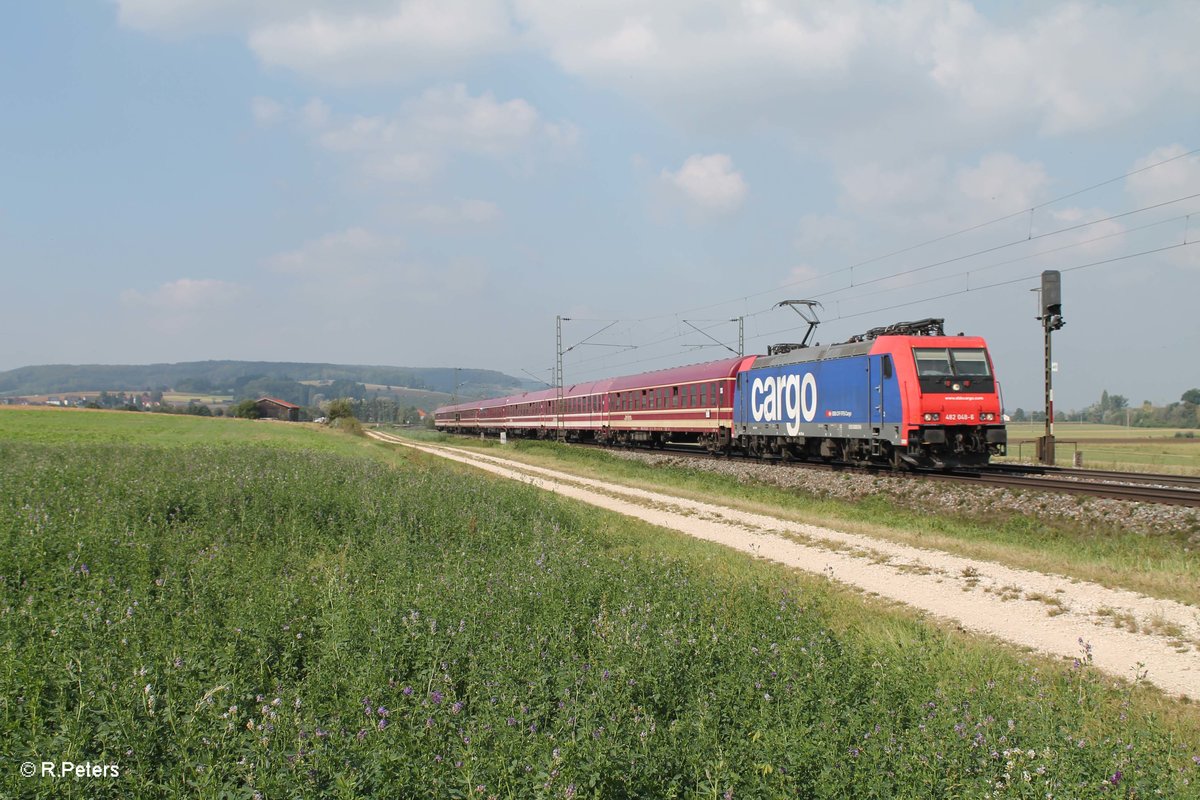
0;361;534;404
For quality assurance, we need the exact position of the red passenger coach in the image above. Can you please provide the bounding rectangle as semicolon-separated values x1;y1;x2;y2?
434;357;753;452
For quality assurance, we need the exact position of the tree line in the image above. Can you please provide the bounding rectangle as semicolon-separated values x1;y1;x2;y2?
1010;388;1200;428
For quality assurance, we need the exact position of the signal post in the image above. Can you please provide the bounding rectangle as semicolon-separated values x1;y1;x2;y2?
1036;270;1065;465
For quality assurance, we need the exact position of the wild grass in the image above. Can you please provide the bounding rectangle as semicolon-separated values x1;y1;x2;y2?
1;412;1199;796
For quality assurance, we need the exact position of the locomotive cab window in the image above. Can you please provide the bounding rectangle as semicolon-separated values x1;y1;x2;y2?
950;349;990;377
914;346;994;393
913;348;953;377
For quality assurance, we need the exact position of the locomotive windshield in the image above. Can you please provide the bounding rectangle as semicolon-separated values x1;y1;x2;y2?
913;348;991;378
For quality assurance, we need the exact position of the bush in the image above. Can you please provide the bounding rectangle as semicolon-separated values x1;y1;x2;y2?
230;399;261;419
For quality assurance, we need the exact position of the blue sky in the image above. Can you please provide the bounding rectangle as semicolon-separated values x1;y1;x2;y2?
2;1;1198;411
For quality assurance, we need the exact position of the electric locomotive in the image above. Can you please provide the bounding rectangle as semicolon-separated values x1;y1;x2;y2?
732;318;1006;468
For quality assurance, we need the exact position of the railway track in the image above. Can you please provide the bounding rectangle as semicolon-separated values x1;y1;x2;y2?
932;466;1200;507
422;431;1200;508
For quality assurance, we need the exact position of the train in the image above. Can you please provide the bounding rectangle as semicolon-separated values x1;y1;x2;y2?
434;318;1007;468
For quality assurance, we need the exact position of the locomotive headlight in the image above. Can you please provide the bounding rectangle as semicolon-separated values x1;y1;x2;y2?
952;383;962;391
980;412;995;422
923;412;940;422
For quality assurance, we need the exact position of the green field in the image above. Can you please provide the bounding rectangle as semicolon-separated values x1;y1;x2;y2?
3;409;1200;797
1002;423;1200;472
161;393;234;405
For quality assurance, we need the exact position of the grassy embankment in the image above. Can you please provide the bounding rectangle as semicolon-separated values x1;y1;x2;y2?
2;408;1199;797
1003;422;1200;473
397;429;1200;609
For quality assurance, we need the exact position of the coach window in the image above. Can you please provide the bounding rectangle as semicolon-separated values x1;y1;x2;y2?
672;386;680;408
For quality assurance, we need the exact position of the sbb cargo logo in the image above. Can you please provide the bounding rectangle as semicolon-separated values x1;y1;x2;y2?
750;373;817;436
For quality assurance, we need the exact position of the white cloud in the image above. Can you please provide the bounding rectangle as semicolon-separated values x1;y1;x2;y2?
406;85;542;155
515;0;1200;150
300;97;331;128
661;154;747;214
250;96;284;125
120;278;245;310
837;159;947;216
794;214;857;254
119;278;248;335
925;3;1200;136
117;0;515;83
124;2;1200;157
262;227;490;314
410;199;502;226
305;84;575;182
955;153;1048;212
265;227;405;276
1126;145;1200;208
248;1;515;83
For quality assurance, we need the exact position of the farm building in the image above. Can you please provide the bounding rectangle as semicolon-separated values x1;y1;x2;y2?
255;396;301;422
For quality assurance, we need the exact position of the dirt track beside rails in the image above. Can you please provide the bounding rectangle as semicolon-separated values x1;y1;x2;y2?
369;432;1200;699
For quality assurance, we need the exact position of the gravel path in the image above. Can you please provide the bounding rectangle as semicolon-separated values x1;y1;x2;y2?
372;433;1200;698
602;450;1200;540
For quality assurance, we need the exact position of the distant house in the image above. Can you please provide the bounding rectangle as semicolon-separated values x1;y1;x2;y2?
255;396;301;422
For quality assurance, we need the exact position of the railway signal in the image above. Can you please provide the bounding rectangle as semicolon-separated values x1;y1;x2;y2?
1036;270;1065;465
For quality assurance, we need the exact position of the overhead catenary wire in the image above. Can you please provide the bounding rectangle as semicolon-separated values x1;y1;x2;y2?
519;150;1199;382
584;146;1200;325
552;192;1199;378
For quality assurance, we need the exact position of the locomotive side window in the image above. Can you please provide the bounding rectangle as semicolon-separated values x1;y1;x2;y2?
913;348;953;377
950;349;991;377
882;355;893;379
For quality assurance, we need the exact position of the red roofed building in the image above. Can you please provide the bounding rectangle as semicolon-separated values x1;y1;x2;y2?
255;396;301;422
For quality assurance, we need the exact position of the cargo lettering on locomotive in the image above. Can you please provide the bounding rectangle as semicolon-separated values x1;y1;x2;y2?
749;372;817;436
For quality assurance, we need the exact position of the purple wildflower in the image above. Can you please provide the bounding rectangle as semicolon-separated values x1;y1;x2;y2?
376;706;389;718
403;686;413;696
451;702;463;714
431;690;443;704
1110;771;1122;785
